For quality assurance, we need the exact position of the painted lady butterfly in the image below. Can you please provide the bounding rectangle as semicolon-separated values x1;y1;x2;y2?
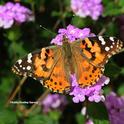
12;36;123;93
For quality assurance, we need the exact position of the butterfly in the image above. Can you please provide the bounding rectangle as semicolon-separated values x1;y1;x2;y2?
12;36;123;93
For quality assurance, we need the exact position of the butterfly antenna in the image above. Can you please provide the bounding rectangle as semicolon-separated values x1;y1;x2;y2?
39;24;56;37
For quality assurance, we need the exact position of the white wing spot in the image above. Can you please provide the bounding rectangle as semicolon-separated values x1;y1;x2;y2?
40;80;43;85
27;53;32;63
98;36;106;45
23;67;25;70
105;46;110;51
110;45;113;48
27;66;31;70
18;59;22;64
109;37;114;41
112;42;115;45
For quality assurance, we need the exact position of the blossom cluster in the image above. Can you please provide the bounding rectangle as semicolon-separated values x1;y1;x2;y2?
51;25;110;103
105;92;124;124
71;0;103;20
51;24;93;45
0;2;34;29
70;75;109;103
40;94;67;113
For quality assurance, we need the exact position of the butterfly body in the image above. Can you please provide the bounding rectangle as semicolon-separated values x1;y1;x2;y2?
12;36;123;93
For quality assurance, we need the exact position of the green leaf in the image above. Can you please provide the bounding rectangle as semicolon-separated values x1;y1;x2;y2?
117;84;124;96
76;113;85;124
0;109;17;124
51;11;62;17
87;102;109;120
105;61;121;79
5;27;21;41
48;110;61;121
25;113;59;124
103;87;112;96
8;42;27;59
103;2;121;16
118;0;124;6
71;16;91;27
104;22;117;36
93;119;109;124
0;76;14;94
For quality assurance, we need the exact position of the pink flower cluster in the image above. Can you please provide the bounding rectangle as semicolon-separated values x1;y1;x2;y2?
70;75;109;103
51;24;93;45
105;92;124;124
40;94;67;113
0;2;34;29
71;0;103;20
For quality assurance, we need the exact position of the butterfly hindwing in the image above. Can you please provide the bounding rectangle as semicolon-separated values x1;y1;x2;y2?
43;51;71;93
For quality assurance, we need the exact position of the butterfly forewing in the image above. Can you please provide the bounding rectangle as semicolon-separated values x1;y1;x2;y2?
12;46;57;79
88;36;123;66
72;36;123;67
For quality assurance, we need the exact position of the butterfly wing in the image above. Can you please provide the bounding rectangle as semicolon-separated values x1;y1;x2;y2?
12;46;70;93
71;36;123;87
43;53;71;93
71;46;104;87
72;36;123;67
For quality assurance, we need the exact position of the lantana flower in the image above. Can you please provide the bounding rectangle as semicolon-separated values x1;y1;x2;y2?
40;94;67;113
51;24;110;103
104;92;124;124
71;0;103;20
0;2;34;29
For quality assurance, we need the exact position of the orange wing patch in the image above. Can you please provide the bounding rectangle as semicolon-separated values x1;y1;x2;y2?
43;55;71;93
72;48;103;87
33;48;54;79
78;61;103;87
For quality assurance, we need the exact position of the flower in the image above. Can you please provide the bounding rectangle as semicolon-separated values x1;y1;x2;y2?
50;25;110;103
0;2;34;29
40;94;67;113
51;24;92;45
71;0;103;20
70;74;109;103
104;92;124;124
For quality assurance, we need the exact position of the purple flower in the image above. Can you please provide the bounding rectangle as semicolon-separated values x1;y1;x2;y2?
40;94;67;113
0;2;34;29
71;0;103;20
51;24;92;45
70;74;109;103
104;92;124;124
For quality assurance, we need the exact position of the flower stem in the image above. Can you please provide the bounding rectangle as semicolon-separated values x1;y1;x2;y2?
5;77;27;107
18;89;50;117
